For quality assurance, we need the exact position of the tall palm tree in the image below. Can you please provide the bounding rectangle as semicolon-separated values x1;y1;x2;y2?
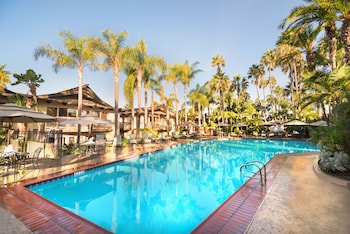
275;43;305;117
179;60;202;122
332;0;350;65
208;72;230;124
0;64;10;91
12;69;44;111
163;63;181;126
148;77;163;128
277;25;322;71
231;74;249;107
129;39;166;138
211;54;226;73
123;66;137;132
188;84;208;127
93;29;129;136
247;64;265;103
279;0;338;70
34;30;99;143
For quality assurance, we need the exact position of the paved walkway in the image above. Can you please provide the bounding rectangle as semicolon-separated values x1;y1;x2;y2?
1;140;350;233
246;155;350;234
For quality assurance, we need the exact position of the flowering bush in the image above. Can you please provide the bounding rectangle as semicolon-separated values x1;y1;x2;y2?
319;151;350;172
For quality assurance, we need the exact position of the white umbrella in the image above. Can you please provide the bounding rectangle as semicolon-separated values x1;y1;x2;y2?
59;115;111;139
309;120;327;126
180;121;199;128
285;120;307;126
232;123;247;127
0;103;57;123
59;115;110;125
217;123;230;127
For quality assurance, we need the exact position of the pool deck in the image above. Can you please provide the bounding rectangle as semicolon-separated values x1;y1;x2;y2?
1;138;350;233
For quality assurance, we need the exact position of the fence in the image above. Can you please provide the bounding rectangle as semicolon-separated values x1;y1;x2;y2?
9;129;63;159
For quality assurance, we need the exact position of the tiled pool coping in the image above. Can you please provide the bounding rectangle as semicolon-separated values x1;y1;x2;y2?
0;140;316;233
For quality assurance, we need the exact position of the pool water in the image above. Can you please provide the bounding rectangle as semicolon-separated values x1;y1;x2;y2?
28;139;319;233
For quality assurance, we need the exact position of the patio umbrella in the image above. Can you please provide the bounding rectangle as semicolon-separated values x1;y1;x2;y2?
309;120;327;127
217;123;230;127
232;123;247;128
284;120;307;126
0;103;57;123
59;115;111;138
59;115;110;125
180;121;198;128
0;103;57;145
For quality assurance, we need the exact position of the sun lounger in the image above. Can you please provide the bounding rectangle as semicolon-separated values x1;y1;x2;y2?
142;133;151;144
129;134;137;144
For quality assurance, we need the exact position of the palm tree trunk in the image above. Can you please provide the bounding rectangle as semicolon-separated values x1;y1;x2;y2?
341;18;350;66
325;23;338;70
174;82;179;126
144;84;148;129
77;65;83;144
114;68;120;136
184;85;187;122
136;67;142;138
151;91;155;128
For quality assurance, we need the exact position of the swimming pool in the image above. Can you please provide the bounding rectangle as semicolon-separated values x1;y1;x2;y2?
28;139;319;233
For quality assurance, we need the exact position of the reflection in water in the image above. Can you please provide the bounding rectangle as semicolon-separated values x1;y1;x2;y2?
29;139;318;233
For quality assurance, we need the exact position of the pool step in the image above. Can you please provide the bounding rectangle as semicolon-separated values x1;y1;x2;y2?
240;160;267;185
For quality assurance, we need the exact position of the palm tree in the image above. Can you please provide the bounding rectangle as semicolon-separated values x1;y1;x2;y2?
275;43;305;114
163;63;181;126
34;30;100;143
161;94;176;135
93;29;129;136
231;74;249;107
211;54;226;73
148;77;163;128
179;60;202;122
208;72;230;124
279;0;338;70
0;64;10;91
129;39;166;138
188;84;208;127
332;0;350;65
277;25;322;71
247;64;265;103
123;66;137;132
12;69;44;111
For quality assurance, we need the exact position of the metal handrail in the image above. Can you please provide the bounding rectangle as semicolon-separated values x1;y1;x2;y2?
240;160;266;185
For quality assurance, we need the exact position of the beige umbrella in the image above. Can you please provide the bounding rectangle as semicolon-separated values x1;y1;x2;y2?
59;115;110;125
0;103;57;145
0;103;57;123
309;120;327;126
59;115;111;138
285;120;307;126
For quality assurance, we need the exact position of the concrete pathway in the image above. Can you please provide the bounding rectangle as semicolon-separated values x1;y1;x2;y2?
246;155;350;234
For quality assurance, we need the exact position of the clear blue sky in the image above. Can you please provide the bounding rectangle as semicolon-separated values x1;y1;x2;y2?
0;0;304;107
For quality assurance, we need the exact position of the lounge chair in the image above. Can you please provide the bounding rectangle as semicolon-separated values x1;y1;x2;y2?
172;132;181;140
142;133;151;144
160;132;171;141
113;135;122;147
129;134;137;144
26;147;43;166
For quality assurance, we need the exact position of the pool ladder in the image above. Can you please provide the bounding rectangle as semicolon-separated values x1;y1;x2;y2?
240;160;266;186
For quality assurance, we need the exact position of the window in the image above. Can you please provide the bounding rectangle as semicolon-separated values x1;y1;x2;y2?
68;108;76;117
47;107;58;117
58;108;67;117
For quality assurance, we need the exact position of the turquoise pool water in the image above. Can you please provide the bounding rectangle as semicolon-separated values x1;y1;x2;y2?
28;139;319;233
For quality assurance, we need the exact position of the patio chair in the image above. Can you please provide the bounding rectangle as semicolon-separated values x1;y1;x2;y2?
27;147;43;167
142;133;151;144
113;135;122;147
129;134;137;144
